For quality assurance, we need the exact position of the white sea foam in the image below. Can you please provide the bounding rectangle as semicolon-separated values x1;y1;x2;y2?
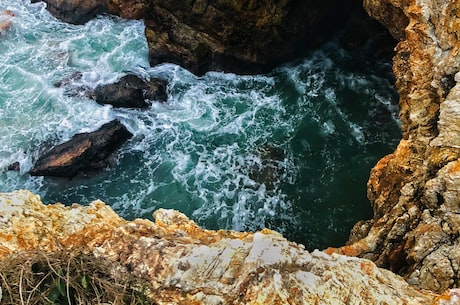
0;0;401;248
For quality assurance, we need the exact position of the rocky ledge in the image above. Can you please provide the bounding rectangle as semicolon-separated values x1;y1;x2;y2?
1;190;458;305
327;0;460;294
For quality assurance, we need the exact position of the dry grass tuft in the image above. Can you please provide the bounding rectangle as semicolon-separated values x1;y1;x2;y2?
0;250;155;305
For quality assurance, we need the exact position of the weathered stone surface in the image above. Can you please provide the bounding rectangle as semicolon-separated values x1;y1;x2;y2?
142;0;360;75
363;0;409;40
29;120;132;177
0;190;442;304
327;0;460;294
89;74;167;108
0;191;125;256
32;0;109;24
88;0;363;75
106;0;149;20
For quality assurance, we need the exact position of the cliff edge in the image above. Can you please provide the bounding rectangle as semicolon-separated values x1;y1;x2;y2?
0;190;452;304
328;0;460;294
2;0;459;302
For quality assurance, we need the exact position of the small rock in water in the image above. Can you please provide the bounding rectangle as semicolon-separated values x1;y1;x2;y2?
31;0;109;24
7;162;20;171
249;145;285;190
29;120;132;178
89;74;167;108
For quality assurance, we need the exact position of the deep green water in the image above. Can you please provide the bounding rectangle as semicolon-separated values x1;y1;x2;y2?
0;0;400;249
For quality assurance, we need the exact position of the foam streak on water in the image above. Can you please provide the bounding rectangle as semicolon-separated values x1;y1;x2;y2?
0;1;400;249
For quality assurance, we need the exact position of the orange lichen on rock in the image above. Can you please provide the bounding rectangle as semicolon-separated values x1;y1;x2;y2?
341;0;460;294
0;190;441;304
0;190;125;256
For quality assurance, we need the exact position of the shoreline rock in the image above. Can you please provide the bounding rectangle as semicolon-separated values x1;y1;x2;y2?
31;0;109;24
29;120;132;178
327;0;460;294
0;190;445;304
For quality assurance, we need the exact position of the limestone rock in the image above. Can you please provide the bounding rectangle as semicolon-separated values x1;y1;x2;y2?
328;0;460;293
29;120;133;178
0;191;125;256
0;190;439;304
363;0;409;40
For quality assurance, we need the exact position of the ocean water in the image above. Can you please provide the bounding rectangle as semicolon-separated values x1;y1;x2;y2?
0;0;400;249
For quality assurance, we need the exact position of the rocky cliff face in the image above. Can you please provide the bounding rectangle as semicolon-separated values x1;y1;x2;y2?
144;0;360;75
0;190;450;304
328;0;460;294
40;0;360;75
4;0;459;301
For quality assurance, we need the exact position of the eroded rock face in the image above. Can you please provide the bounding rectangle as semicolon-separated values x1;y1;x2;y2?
29;120;132;177
327;0;460;294
39;0;359;74
0;190;442;304
149;0;360;75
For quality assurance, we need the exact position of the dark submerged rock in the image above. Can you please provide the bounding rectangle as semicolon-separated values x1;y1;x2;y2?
7;162;20;172
90;74;168;108
29;120;132;178
31;0;109;24
249;145;286;190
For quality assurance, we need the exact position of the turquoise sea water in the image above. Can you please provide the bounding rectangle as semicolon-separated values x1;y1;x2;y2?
0;0;400;249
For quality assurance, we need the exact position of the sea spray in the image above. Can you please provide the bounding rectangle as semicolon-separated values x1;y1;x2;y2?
0;0;400;249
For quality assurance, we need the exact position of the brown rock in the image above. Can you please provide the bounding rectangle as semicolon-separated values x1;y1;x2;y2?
109;0;362;75
29;120;132;178
31;0;109;24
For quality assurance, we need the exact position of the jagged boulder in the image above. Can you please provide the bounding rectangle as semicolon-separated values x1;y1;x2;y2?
89;74;167;108
29;120;132;178
31;0;109;24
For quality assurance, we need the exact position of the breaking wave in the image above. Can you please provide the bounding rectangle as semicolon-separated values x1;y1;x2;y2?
0;0;400;249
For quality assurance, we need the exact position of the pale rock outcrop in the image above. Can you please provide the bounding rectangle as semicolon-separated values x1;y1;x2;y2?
0;190;443;304
328;0;460;294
